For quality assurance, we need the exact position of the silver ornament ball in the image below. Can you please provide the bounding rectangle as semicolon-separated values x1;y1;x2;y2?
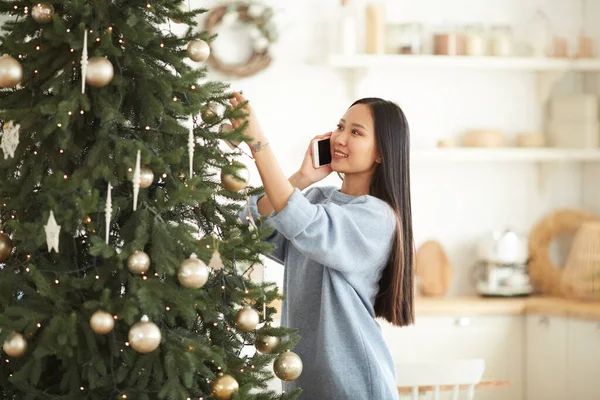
31;3;55;24
178;254;209;289
236;306;260;332
128;250;150;274
86;57;114;88
90;310;115;335
221;166;250;192
128;315;161;353
274;350;303;381
0;54;23;89
187;39;211;62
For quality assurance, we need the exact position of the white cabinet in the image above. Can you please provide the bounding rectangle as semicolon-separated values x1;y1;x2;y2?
380;315;523;400
566;319;600;399
525;314;568;400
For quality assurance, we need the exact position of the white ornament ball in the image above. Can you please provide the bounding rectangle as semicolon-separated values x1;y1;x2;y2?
128;250;150;274
0;54;23;89
236;306;260;332
254;37;270;52
31;3;55;24
3;333;27;358
128;315;161;353
139;167;154;189
90;310;115;335
221;167;250;192
178;253;209;289
187;39;211;62
86;57;114;88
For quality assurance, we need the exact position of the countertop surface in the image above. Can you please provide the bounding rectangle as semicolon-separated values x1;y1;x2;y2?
415;295;600;321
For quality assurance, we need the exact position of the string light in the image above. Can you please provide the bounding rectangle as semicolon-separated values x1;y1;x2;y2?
165;306;170;311
57;123;62;127
142;276;148;280
63;174;68;180
54;279;59;284
173;96;178;102
146;3;152;8
80;110;84;114
95;38;100;42
160;43;164;48
80;387;84;391
37;323;41;328
145;126;150;130
125;342;130;346
191;85;196;90
95;275;100;280
162;173;167;178
113;315;118;320
59;149;64;154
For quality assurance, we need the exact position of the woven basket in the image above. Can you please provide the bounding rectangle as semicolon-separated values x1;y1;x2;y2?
560;221;600;301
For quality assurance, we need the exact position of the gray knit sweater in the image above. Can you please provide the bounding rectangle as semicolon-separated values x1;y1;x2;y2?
240;186;399;400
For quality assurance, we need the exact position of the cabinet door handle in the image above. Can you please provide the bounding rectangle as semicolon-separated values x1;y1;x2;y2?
538;316;550;327
455;317;471;327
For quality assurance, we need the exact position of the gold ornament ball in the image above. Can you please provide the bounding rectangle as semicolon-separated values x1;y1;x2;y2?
0;232;13;261
212;374;239;400
236;306;260;332
187;39;211;62
274;351;303;381
177;254;209;289
128;250;150;274
90;310;115;335
221;167;250;192
139;167;154;189
86;57;114;88
3;333;27;358
0;54;23;89
31;3;55;24
255;334;280;354
220;123;240;149
128;315;161;353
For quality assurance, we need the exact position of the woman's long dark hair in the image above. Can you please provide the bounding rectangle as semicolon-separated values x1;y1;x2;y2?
351;98;414;327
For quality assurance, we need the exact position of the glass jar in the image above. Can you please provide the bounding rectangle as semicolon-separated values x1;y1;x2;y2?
386;22;422;54
464;24;487;56
433;25;465;56
490;25;513;56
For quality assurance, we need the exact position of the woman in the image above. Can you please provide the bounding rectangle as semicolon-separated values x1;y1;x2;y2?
233;92;414;400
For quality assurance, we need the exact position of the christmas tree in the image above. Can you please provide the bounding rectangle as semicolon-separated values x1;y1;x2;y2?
0;1;300;399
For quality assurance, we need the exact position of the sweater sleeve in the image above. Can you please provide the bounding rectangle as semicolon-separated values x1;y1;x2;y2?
269;188;396;273
238;194;288;265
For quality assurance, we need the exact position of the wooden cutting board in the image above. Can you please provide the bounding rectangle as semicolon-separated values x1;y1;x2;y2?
415;240;452;296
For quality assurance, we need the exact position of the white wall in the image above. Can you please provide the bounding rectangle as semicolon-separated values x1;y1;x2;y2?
193;0;599;295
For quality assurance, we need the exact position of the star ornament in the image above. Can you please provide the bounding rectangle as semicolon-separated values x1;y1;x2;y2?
45;210;61;253
1;121;20;159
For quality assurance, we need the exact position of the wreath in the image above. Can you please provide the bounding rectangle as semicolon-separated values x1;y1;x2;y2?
204;1;277;78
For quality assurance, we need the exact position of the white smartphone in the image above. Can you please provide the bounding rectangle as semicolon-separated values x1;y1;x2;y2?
312;138;332;169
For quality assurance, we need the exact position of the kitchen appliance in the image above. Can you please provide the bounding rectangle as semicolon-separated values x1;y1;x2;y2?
472;229;534;297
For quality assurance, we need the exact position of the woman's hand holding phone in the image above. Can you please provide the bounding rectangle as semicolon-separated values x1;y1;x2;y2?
296;132;333;186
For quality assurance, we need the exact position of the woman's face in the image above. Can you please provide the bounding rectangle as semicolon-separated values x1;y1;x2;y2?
330;104;381;174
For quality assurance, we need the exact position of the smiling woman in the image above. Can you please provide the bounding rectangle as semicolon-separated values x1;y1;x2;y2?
232;92;413;399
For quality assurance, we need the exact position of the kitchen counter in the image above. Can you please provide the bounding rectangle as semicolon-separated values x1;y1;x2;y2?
415;295;600;321
269;295;600;322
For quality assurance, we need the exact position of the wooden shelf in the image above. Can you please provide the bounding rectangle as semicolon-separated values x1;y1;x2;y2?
329;54;600;71
411;148;600;162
